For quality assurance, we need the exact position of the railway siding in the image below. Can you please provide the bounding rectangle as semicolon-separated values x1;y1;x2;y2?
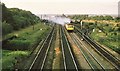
71;33;103;70
84;35;120;70
75;26;120;70
72;32;116;70
95;41;120;61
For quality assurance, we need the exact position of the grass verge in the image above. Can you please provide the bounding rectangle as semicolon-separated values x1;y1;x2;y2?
3;23;51;50
2;23;52;69
2;50;30;69
90;28;120;53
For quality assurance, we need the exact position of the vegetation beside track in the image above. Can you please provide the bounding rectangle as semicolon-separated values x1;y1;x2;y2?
90;27;120;54
68;15;120;53
3;23;51;50
2;22;52;69
1;3;53;69
2;50;30;69
79;22;120;54
1;3;40;36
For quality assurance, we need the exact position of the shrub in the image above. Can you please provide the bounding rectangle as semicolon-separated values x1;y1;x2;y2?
8;40;31;50
2;21;13;35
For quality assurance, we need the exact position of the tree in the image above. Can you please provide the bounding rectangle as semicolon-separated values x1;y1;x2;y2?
2;21;13;35
114;17;120;22
2;3;41;35
104;15;113;20
2;3;14;23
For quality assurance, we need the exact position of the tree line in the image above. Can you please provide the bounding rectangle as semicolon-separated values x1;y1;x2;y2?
68;15;120;22
1;3;41;35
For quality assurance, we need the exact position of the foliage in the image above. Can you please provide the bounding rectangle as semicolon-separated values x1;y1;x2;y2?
104;15;113;20
68;15;120;21
2;21;13;35
89;23;120;53
68;14;120;53
1;3;41;35
90;15;104;20
8;40;31;50
3;23;51;50
68;15;88;20
1;3;14;23
2;50;30;69
114;17;120;22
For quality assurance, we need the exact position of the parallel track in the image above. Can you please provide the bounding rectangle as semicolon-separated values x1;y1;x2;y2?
28;27;55;71
27;24;119;70
60;26;78;70
75;27;120;70
70;33;105;70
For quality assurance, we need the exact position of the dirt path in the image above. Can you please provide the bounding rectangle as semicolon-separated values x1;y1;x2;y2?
52;25;62;69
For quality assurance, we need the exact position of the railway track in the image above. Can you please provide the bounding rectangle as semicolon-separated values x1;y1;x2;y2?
28;26;55;71
60;26;79;70
75;27;120;70
27;24;119;70
69;33;105;70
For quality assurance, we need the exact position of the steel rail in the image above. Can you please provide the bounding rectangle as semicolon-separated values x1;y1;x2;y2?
62;27;78;71
73;33;105;70
40;28;55;71
60;26;67;71
75;27;120;70
60;26;78;70
70;33;95;70
28;27;54;71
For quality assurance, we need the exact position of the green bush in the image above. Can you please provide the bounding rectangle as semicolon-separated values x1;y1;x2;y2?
8;40;30;50
2;50;30;69
2;23;51;51
1;3;41;33
2;21;13;35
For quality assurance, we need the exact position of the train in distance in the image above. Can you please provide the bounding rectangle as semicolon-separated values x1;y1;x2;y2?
65;20;74;31
65;19;82;31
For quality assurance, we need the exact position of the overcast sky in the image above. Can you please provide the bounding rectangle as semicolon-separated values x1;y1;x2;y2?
1;0;120;15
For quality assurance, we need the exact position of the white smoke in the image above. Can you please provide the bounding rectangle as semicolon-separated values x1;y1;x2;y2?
50;17;71;25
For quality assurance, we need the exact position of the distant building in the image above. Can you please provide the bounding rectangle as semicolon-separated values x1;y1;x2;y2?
118;1;120;17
